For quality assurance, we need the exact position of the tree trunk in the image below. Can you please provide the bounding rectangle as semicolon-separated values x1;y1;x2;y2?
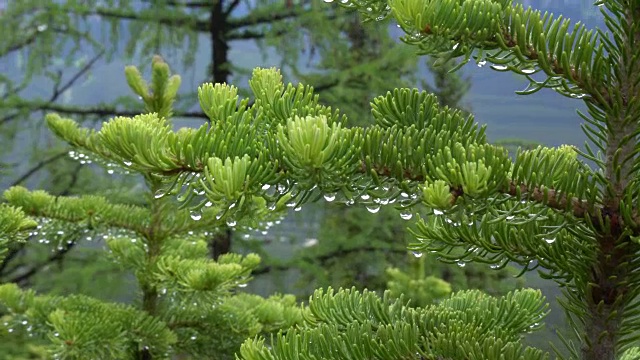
210;0;230;84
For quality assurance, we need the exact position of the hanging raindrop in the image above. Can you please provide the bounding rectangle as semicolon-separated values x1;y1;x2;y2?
400;211;413;220
324;193;336;202
544;238;556;244
190;211;202;221
366;205;381;213
456;261;466;267
412;251;423;258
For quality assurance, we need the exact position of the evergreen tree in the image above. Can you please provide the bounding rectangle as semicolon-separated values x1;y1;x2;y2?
4;0;639;358
237;1;640;359
0;0;417;260
285;55;522;299
1;57;301;359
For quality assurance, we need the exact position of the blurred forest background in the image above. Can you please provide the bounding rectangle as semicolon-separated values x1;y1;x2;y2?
0;0;603;358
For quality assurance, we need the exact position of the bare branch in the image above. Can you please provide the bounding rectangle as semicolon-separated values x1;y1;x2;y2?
3;101;208;121
10;151;70;187
228;7;307;29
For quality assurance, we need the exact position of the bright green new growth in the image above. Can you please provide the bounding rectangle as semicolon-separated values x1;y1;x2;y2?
1;58;302;359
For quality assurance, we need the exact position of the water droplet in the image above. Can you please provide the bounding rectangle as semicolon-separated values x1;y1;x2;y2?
238;283;248;288
294;206;302;212
190;212;202;221
360;194;370;200
190;335;197;340
412;251;423;258
243;234;250;239
544;238;556;244
491;64;508;70
477;60;487;67
154;190;165;199
226;219;237;227
262;184;271;190
205;201;213;207
452;43;459;50
56;230;64;235
7;328;13;333
456;261;466;267
21;320;27;325
366;205;381;213
400;212;413;220
433;209;444;216
37;24;47;32
107;169;114;175
324;193;336;202
123;161;132;166
521;68;536;74
506;215;515;220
